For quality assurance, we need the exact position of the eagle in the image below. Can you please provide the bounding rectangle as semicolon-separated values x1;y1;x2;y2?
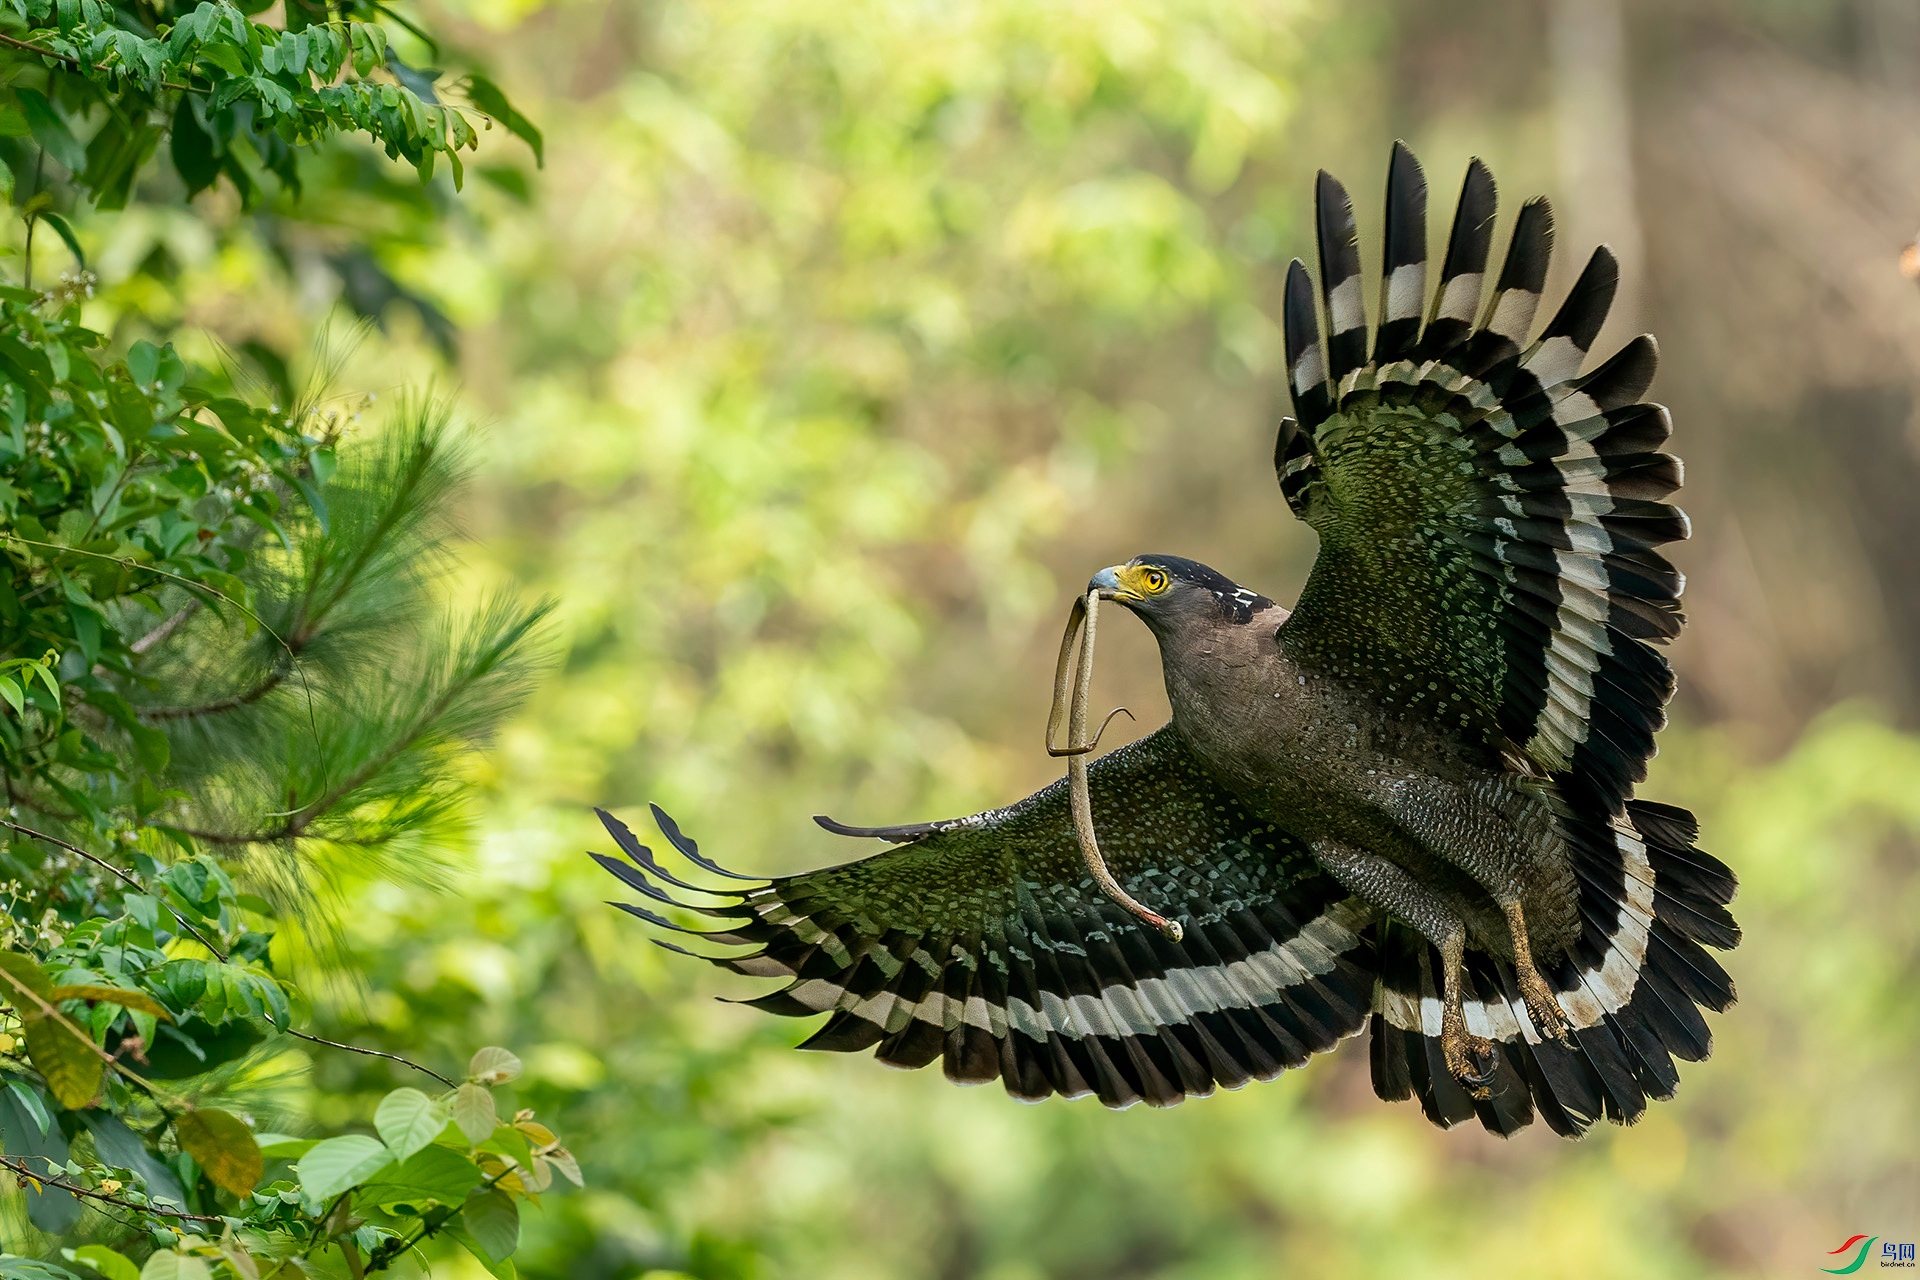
593;144;1740;1137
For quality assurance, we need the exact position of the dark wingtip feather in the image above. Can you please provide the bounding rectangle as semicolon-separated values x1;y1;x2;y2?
1420;157;1499;357
1382;141;1428;268
1495;197;1555;295
1579;335;1660;409
1445;159;1498;275
1545;246;1620;349
813;814;941;842
1315;170;1368;382
1282;258;1330;428
1374;141;1429;363
650;802;760;880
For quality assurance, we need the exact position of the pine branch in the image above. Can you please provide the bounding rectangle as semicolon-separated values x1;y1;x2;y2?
181;596;550;846
139;667;287;721
130;600;201;655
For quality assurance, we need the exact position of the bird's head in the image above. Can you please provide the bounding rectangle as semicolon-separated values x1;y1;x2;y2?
1089;555;1277;634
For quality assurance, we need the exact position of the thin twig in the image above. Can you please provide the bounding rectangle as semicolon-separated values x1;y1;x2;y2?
0;1153;226;1223
0;819;229;960
266;1018;456;1088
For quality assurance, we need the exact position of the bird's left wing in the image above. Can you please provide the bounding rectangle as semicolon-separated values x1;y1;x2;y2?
594;726;1377;1109
1275;145;1686;816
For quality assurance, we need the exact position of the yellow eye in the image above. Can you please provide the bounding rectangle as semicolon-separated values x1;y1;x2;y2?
1142;568;1168;593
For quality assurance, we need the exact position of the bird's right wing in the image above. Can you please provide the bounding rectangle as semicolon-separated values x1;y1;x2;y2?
593;727;1378;1109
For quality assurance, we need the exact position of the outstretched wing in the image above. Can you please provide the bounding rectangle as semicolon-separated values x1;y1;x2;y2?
593;727;1378;1109
1275;143;1685;817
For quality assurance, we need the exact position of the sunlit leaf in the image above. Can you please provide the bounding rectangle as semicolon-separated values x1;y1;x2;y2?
373;1087;449;1163
136;1254;209;1280
295;1134;393;1200
542;1147;583;1189
64;1246;139;1280
450;1082;496;1144
468;1046;520;1084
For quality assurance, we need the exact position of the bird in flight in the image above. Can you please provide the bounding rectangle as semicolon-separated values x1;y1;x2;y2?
594;143;1739;1137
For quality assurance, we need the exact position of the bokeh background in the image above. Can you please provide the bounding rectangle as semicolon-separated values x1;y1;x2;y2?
56;0;1920;1274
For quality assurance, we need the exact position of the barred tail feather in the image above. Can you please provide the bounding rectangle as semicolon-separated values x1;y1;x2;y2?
1369;797;1737;1137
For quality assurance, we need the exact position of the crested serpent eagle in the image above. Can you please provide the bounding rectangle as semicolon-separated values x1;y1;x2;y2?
592;144;1740;1137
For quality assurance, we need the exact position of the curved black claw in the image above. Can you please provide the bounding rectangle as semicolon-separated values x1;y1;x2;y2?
1463;1039;1500;1090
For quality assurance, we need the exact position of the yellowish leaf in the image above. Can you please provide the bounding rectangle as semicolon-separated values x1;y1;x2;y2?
175;1108;264;1197
511;1120;555;1148
23;1006;102;1108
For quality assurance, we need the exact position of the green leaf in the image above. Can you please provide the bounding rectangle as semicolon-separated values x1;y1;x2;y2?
78;1113;188;1208
0;1259;83;1279
465;75;542;166
15;89;85;174
450;1082;496;1144
441;1233;515;1280
0;676;21;716
461;1187;520;1263
254;1132;316;1157
5;1083;50;1138
137;1255;208;1280
374;1087;448;1163
37;214;85;271
174;1107;262;1196
295;1133;393;1200
357;1143;483;1210
64;1246;139;1280
468;1045;521;1084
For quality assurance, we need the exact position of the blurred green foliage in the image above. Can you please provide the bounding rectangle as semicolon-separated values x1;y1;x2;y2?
0;0;566;1267
6;0;1915;1276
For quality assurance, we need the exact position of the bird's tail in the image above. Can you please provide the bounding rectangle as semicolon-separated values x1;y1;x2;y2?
1368;797;1738;1137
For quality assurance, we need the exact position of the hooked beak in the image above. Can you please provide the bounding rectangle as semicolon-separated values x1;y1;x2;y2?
1089;564;1131;602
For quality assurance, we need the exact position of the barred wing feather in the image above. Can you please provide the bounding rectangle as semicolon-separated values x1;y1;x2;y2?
1277;142;1685;817
593;728;1378;1109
